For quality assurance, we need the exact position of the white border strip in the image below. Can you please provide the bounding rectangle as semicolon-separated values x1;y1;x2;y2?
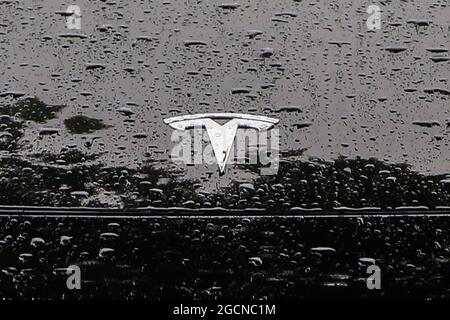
1;206;450;219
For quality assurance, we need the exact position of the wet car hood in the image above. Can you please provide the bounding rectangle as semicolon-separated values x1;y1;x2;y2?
0;0;450;210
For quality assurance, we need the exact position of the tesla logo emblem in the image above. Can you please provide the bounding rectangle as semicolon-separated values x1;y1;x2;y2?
164;113;279;174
